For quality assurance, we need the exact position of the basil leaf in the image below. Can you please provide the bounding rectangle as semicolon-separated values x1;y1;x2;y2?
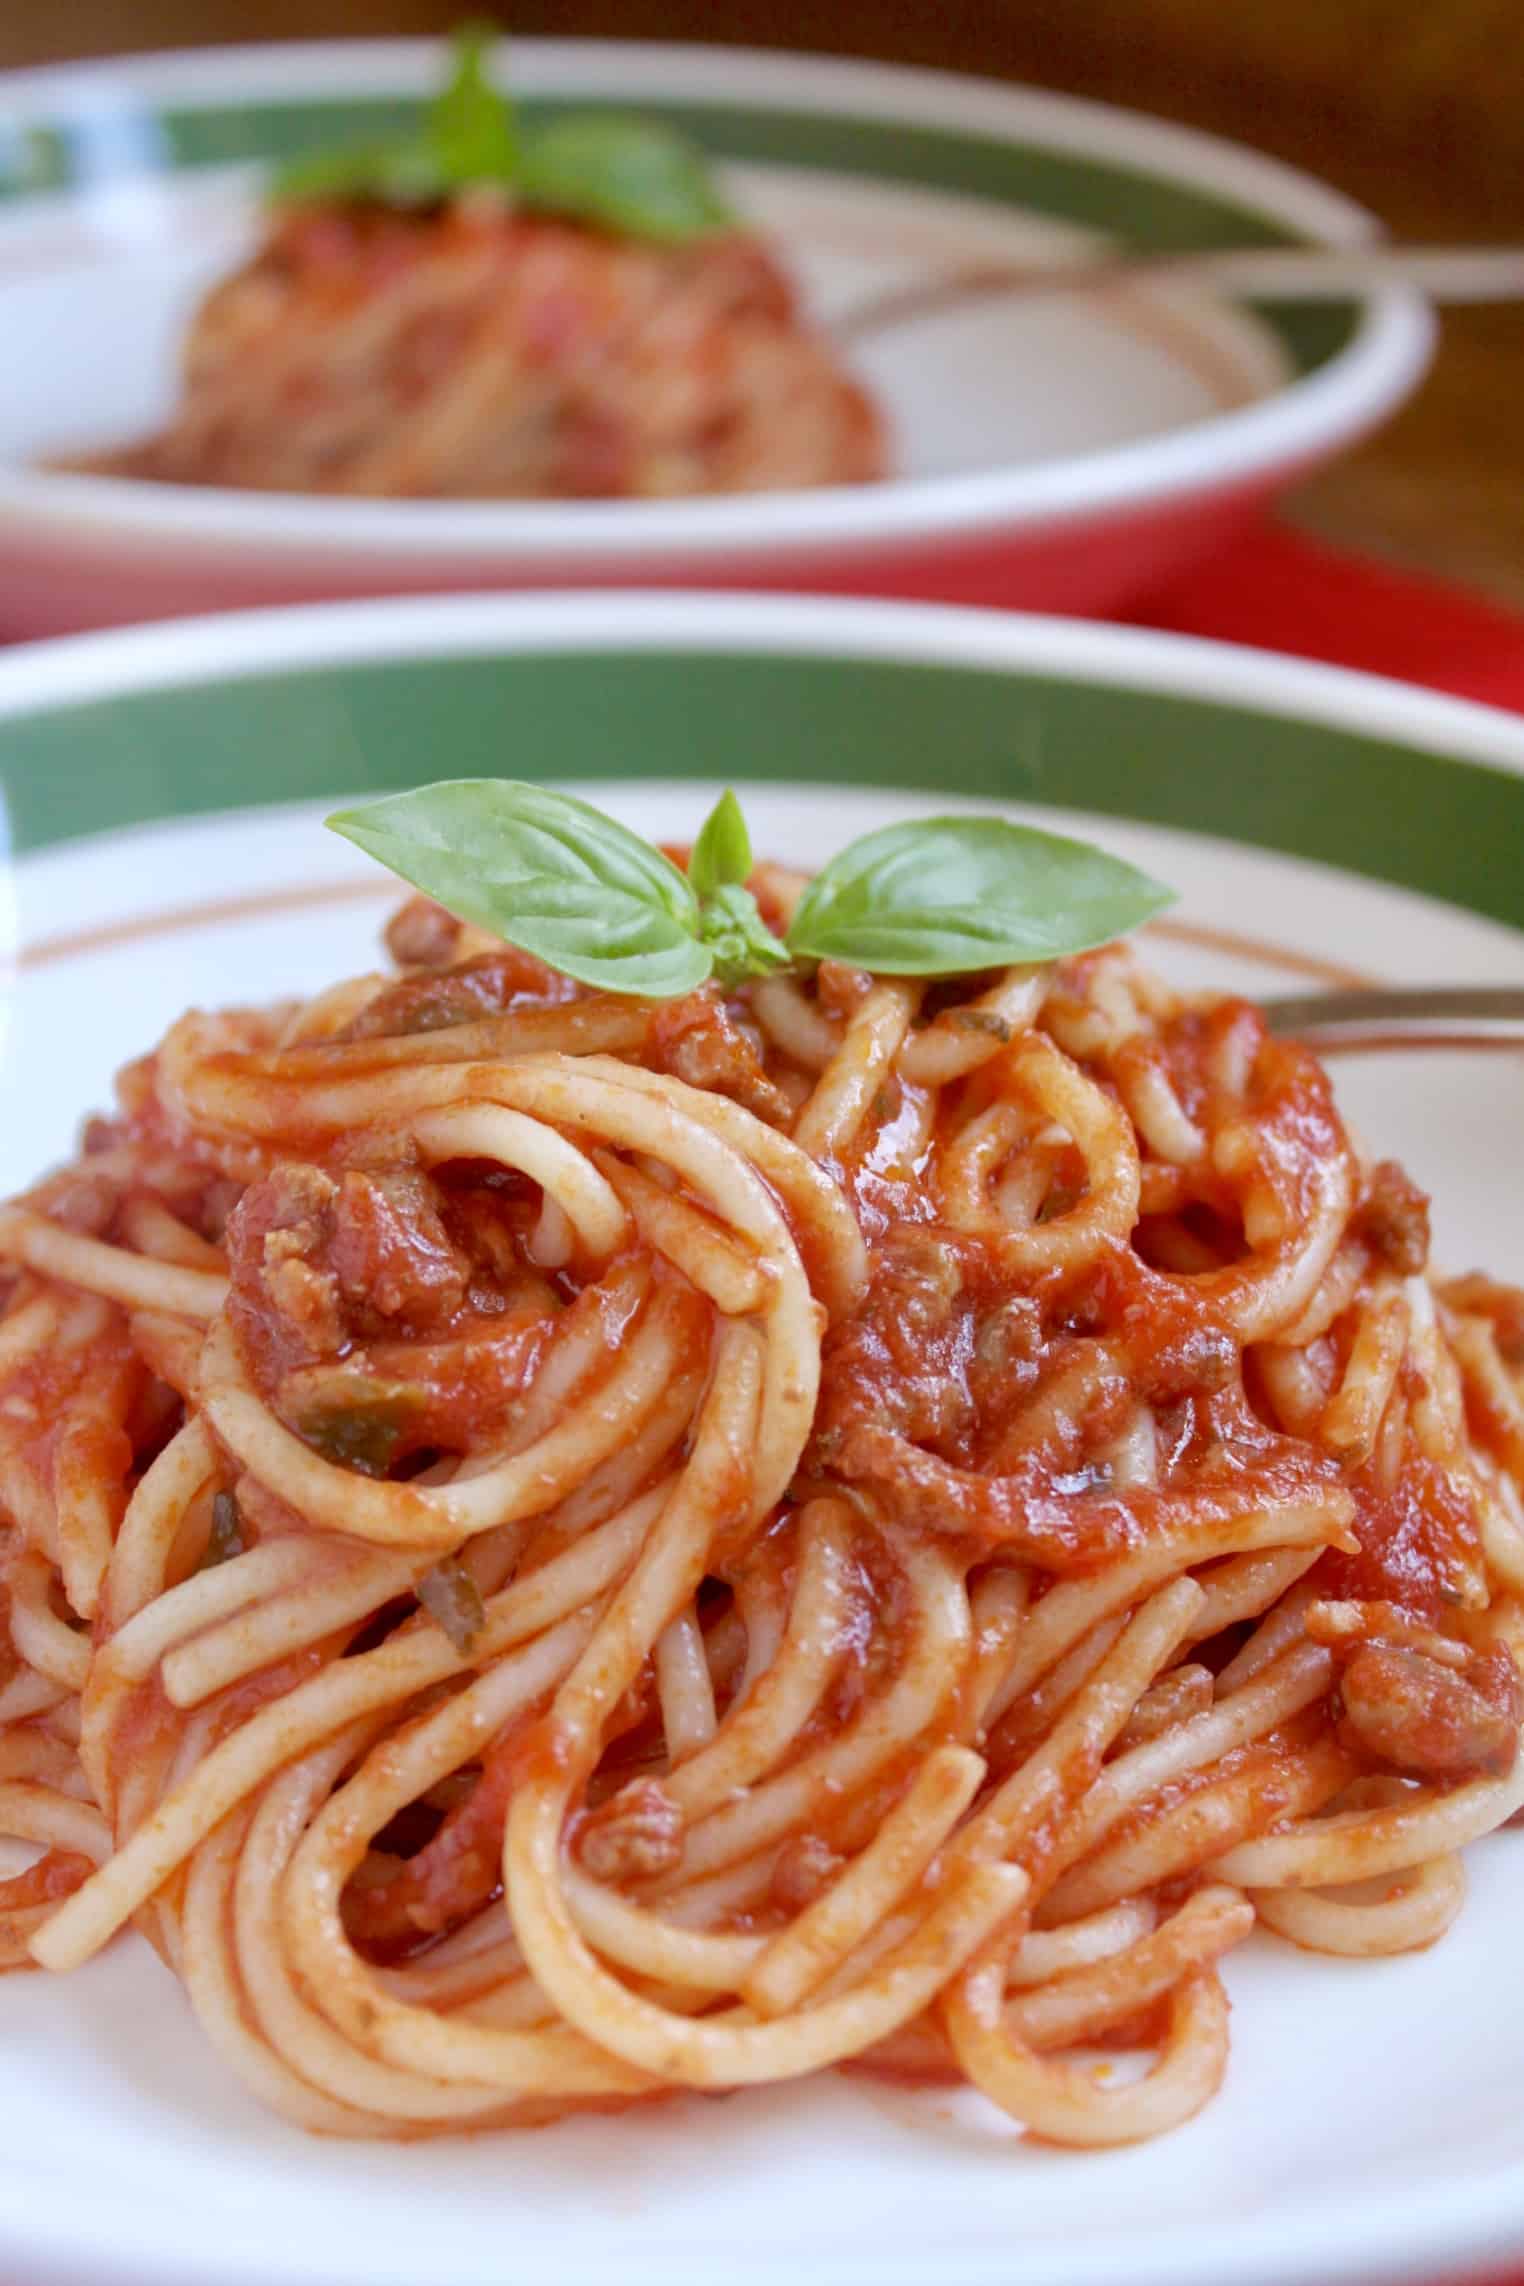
699;882;790;989
520;115;732;243
328;779;712;999
785;817;1174;973
688;789;752;901
428;22;518;183
272;139;451;208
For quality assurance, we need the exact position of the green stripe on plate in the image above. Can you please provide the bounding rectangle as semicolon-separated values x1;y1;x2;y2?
0;95;1355;376
2;649;1518;930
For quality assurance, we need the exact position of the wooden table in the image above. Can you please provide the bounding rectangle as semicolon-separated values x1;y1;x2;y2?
5;0;1522;605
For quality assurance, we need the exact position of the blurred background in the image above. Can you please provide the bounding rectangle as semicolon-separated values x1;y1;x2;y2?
5;0;1521;601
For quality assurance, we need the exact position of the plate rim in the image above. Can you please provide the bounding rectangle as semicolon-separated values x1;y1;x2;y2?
0;36;1432;563
1;587;1521;775
0;32;1434;220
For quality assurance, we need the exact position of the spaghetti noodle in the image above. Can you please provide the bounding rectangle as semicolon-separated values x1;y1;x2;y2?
70;203;886;501
4;857;1523;2148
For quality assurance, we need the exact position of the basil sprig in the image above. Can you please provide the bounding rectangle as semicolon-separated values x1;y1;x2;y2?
328;780;1173;1000
272;23;732;246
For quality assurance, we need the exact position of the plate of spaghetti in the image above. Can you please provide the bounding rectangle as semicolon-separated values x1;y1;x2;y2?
3;592;1524;2286
0;34;1428;634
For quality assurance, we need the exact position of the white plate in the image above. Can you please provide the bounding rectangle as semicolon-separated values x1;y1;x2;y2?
0;40;1431;633
2;593;1522;2286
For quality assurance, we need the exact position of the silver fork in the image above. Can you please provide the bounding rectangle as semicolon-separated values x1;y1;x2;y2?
1259;986;1524;1045
829;244;1524;345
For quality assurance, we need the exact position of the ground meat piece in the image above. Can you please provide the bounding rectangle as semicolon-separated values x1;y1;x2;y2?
815;961;873;1021
263;1252;345;1363
227;1160;474;1382
441;1183;544;1297
813;1226;994;1464
326;1167;469;1326
1066;1244;1240;1401
383;896;465;971
26;1168;119;1236
576;1778;684;1882
889;1229;968;1337
228;1165;346;1374
1139;1323;1240;1402
81;1115;126;1157
1336;1640;1520;1780
344;947;577;1040
344;1717;531;1955
972;1295;1045;1382
647;991;793;1126
770;1833;843;1913
1354;1159;1430;1278
1441;1273;1524;1367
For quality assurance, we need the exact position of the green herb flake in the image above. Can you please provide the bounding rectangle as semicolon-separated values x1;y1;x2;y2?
418;1556;486;1654
295;1378;427;1476
949;1009;1013;1041
198;1489;246;1571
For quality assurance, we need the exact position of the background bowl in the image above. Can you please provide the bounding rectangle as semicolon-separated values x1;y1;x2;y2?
0;38;1432;634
